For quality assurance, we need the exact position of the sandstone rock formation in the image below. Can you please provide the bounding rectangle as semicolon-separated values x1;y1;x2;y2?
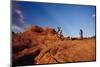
12;25;96;66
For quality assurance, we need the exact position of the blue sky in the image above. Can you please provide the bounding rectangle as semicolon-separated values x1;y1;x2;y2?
12;1;96;37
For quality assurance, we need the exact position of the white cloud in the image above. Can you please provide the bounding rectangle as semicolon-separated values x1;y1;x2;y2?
12;8;26;32
15;9;24;23
12;25;25;33
15;9;21;15
92;14;96;18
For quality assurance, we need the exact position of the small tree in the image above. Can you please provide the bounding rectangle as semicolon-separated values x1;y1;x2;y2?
79;29;83;39
57;27;63;40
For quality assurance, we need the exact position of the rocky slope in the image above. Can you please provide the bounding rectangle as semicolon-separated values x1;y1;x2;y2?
12;25;96;66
